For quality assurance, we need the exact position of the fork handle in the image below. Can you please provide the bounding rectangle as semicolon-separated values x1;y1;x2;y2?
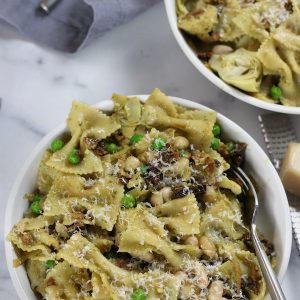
252;226;286;300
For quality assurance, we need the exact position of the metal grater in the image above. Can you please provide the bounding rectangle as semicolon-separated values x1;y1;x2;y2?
258;114;300;253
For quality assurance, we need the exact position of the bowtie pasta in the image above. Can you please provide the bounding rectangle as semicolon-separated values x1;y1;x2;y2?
8;89;275;300
177;0;300;106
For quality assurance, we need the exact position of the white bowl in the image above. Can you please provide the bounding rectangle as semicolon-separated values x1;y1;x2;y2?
164;0;300;114
5;96;292;300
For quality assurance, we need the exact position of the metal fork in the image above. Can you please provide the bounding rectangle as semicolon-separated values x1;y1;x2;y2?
39;0;62;14
232;167;286;300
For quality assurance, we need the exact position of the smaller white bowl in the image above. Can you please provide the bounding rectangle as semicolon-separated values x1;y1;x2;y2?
165;0;300;114
5;96;292;300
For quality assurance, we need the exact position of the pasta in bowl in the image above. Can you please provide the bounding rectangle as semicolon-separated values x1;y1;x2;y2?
5;89;291;300
165;0;300;114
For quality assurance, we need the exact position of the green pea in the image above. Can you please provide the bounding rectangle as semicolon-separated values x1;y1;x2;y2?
68;149;81;165
140;165;148;175
50;139;65;152
32;195;42;203
105;143;119;154
30;201;42;215
132;289;147;300
211;137;221;151
46;260;55;269
212;124;221;137
270;85;282;102
129;134;144;145
121;194;136;209
152;137;166;151
226;142;234;152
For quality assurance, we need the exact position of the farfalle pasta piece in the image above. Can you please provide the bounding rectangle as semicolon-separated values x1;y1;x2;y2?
57;234;130;283
91;273;121;300
44;261;92;300
257;38;300;106
9;215;56;232
177;0;218;42
143;91;216;150
47;128;104;175
116;207;183;268
178;109;217;124
26;259;47;296
231;1;287;42
43;174;124;231
7;216;59;255
84;228;114;253
150;194;200;235
8;216;59;253
200;192;247;240
273;14;300;51
236;251;266;300
176;0;188;16
13;248;51;267
233;15;268;43
67;101;120;137
47;101;120;175
216;239;247;257
209;49;263;93
218;8;244;42
58;234;180;299
9;230;59;253
145;88;178;117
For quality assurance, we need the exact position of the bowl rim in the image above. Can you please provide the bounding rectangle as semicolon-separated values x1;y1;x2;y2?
164;0;300;114
5;95;292;300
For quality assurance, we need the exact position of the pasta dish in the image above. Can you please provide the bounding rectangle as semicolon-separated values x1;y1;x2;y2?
8;89;275;299
176;0;300;106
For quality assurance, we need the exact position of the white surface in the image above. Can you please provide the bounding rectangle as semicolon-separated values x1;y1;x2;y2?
165;0;300;114
0;2;299;299
4;97;292;300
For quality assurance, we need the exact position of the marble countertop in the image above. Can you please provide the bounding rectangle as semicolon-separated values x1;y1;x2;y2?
0;2;299;299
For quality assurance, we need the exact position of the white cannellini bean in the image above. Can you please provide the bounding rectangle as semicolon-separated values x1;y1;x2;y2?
179;282;194;300
195;265;209;288
150;192;164;206
174;270;185;281
160;187;172;201
173;136;189;149
184;236;199;247
124;156;140;171
208;280;224;300
212;45;233;55
174;157;190;173
199;236;217;258
138;151;155;163
197;274;209;289
202;185;217;202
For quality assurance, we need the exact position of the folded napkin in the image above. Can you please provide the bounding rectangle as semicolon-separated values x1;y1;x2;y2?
0;0;160;53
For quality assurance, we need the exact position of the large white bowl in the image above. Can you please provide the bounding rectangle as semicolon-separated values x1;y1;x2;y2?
5;96;292;300
165;0;300;114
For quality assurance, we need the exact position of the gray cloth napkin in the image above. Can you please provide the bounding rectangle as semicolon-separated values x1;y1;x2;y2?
0;0;160;53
